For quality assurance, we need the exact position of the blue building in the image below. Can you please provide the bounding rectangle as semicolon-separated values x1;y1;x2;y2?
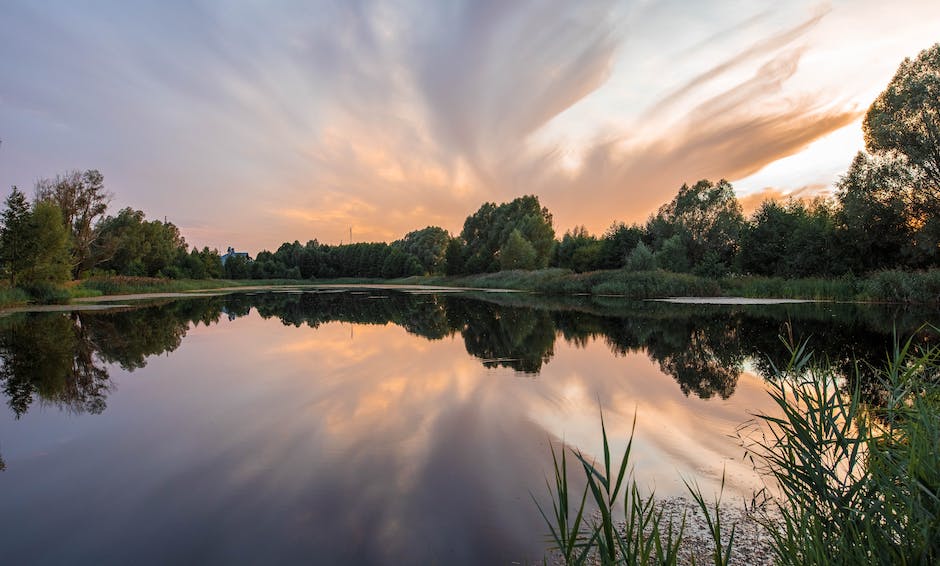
220;246;250;265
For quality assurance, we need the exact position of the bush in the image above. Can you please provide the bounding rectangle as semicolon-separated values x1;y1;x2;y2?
21;283;71;304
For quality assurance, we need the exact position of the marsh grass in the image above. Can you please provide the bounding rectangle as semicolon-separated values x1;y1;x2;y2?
742;329;940;565
0;286;31;308
72;276;311;296
538;329;939;565
535;413;732;565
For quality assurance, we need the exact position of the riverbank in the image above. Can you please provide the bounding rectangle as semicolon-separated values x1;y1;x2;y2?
396;267;940;304
3;267;939;308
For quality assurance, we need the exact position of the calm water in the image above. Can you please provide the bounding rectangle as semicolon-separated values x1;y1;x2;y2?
0;289;936;564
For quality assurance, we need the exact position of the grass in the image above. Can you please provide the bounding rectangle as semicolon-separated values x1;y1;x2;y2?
8;267;940;307
401;268;940;304
537;329;940;564
0;286;32;308
70;276;314;297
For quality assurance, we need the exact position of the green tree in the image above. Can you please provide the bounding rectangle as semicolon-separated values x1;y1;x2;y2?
863;43;940;204
21;201;71;285
461;195;555;272
92;208;189;277
836;152;920;271
0;187;34;286
740;199;840;277
655;234;689;273
35;169;111;276
625;241;656;271
648;179;744;273
598;222;644;269
499;229;537;270
394;226;451;275
444;238;466;275
554;226;603;272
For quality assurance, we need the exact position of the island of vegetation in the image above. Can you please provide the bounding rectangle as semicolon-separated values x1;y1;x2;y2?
3;43;939;307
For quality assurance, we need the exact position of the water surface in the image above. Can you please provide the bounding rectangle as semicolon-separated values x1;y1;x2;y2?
0;290;935;564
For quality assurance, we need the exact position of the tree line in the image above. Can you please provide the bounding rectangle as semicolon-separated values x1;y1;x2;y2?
0;170;224;296
224;42;940;281
3;42;938;290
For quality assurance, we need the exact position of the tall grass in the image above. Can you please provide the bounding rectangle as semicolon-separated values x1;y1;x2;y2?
743;330;940;565
538;330;940;564
0;286;31;308
535;413;730;565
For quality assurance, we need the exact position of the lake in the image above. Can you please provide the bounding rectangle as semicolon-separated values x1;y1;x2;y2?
0;289;935;564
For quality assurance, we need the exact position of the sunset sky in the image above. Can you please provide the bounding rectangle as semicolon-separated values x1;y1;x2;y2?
2;0;938;253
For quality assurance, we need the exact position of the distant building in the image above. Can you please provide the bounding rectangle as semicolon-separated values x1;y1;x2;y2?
220;246;250;265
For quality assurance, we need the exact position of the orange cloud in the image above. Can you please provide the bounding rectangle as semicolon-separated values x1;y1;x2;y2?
737;183;830;216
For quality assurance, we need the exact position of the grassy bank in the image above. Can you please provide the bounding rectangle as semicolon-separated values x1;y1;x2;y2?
538;332;940;564
5;267;939;308
398;267;940;304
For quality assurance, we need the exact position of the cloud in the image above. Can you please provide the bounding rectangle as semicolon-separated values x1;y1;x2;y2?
4;0;935;251
736;183;830;215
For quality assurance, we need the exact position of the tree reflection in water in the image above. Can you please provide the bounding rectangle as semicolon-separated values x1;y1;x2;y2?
1;290;935;421
0;299;225;418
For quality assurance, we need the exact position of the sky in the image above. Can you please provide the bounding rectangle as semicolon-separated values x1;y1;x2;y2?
1;0;938;253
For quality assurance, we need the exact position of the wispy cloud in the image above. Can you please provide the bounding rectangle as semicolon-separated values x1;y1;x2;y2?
1;0;937;250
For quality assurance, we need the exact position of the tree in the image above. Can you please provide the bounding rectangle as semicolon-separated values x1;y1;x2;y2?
499;229;537;270
92;208;189;277
863;43;940;204
20;201;70;285
461;195;555;273
598;222;644;269
444;238;466;275
0;187;33;285
35;169;111;276
655;234;688;273
394;226;451;275
554;226;603;272
740;199;840;277
836;152;921;271
648;179;744;273
625;242;656;271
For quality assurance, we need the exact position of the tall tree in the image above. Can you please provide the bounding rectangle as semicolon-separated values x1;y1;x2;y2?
21;201;71;285
461;195;555;273
393;226;451;275
836;152;921;271
35;169;111;276
863;43;940;203
0;187;34;285
499;229;537;270
648;179;744;273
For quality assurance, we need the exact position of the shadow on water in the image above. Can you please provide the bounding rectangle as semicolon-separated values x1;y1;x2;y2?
1;290;937;423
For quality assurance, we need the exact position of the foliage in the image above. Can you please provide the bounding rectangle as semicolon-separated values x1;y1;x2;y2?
461;195;555;273
648;179;745;273
92;208;189;277
34;169;111;276
554;226;603;273
0;189;71;288
740;199;839;277
393;226;451;275
654;234;689;273
624;241;656;271
836;152;928;271
598;222;644;270
743;333;940;565
0;187;34;286
499;228;538;270
20;201;71;285
864;42;940;203
444;237;466;276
